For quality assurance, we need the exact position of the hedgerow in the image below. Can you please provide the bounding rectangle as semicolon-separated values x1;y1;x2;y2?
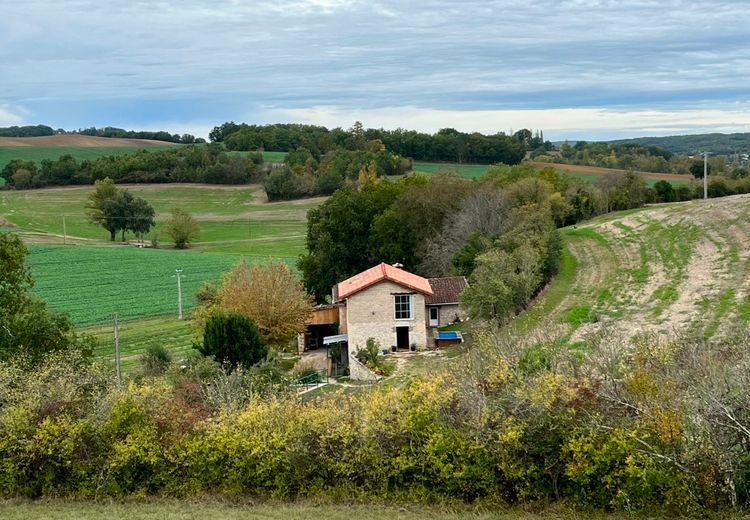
1;328;749;513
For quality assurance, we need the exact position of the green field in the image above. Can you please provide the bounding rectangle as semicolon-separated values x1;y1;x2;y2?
0;144;286;171
0;145;175;170
1;184;319;327
412;161;490;179
228;150;287;162
27;244;250;325
83;315;195;372
412;161;689;187
0;184;314;256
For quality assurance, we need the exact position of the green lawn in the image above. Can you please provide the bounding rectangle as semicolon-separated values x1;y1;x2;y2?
0;145;175;170
0;500;645;520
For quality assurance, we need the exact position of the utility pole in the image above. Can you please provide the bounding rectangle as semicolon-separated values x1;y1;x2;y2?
175;269;184;319
112;313;121;387
62;215;67;245
703;151;709;200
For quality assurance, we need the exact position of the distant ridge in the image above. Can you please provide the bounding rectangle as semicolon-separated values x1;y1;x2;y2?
607;132;750;155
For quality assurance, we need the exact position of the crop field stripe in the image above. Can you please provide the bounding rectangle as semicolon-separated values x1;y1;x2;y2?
26;244;297;326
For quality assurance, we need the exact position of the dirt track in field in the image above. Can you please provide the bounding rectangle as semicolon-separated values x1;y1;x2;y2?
551;195;750;341
0;135;174;147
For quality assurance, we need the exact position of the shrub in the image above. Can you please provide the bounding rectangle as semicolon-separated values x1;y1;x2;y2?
164;208;199;249
140;343;172;376
197;311;267;369
355;338;395;376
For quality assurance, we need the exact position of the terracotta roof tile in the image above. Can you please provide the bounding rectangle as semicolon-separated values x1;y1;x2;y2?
335;263;433;301
425;277;469;305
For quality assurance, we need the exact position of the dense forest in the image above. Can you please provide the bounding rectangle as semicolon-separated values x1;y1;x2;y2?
0;145;264;188
210;121;534;165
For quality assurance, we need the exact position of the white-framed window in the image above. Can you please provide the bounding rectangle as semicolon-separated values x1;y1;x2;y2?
394;294;414;320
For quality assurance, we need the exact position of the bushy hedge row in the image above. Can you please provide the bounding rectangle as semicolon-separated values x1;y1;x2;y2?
2;327;748;513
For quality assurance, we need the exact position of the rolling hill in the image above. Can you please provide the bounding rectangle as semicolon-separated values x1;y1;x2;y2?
608;132;750;155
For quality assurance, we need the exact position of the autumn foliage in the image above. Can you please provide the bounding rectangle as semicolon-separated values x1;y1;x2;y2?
197;261;313;349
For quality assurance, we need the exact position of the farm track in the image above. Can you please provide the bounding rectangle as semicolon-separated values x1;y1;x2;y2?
549;195;750;340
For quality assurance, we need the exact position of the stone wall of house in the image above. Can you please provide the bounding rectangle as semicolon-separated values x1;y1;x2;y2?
345;280;428;353
435;304;466;327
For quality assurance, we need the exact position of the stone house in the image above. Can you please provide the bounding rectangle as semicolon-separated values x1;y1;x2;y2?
299;263;468;379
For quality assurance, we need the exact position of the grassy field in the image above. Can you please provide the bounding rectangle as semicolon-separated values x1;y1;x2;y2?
0;184;315;256
0;184;319;329
27;244;250;325
412;161;691;186
0;500;655;520
228;149;287;162
83;315;195;372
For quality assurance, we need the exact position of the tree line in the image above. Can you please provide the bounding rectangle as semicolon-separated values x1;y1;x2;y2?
0;124;204;143
1;145;265;189
537;140;750;177
210;121;531;165
0;124;57;137
75;126;206;144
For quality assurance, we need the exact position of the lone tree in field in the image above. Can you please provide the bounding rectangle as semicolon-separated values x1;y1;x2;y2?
86;177;155;241
217;261;313;349
164;208;200;249
197;311;267;369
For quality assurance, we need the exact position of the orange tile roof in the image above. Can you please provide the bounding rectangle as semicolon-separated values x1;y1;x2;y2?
335;263;434;301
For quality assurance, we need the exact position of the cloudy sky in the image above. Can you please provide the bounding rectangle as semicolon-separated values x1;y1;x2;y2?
1;0;749;140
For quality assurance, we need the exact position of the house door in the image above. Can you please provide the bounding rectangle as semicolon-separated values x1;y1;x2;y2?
428;307;439;327
396;326;410;350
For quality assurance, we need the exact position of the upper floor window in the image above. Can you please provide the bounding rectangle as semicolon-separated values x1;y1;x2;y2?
394;294;413;320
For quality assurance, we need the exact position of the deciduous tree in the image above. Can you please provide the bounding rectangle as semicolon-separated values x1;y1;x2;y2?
164;208;200;249
219;261;313;349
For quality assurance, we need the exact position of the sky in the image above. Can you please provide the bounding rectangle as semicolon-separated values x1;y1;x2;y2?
1;0;749;141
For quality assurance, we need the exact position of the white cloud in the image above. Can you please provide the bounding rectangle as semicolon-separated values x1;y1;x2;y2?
0;104;25;126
